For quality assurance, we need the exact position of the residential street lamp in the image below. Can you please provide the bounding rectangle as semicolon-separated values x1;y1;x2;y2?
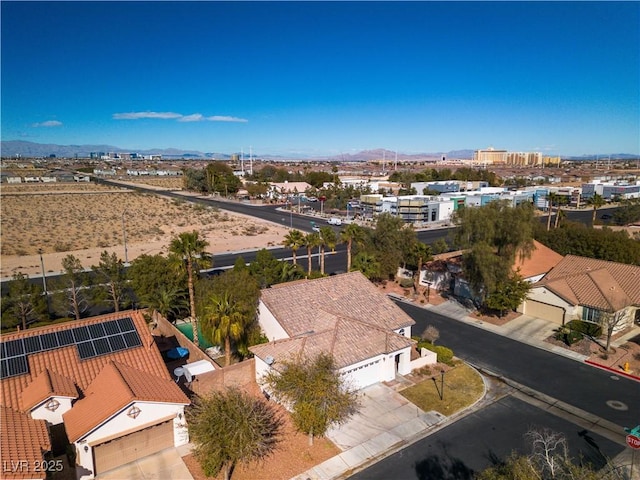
38;248;50;316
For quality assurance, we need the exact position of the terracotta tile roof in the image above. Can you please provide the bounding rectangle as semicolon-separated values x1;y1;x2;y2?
513;240;564;279
260;271;415;337
19;368;78;412
1;311;172;413
250;318;414;370
0;406;51;480
536;255;640;311
63;361;189;443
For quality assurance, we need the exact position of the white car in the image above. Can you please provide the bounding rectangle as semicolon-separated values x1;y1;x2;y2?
327;217;342;226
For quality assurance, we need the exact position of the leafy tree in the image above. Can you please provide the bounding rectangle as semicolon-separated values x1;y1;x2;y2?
340;223;366;272
484;274;530;317
421;325;440;345
248;248;282;288
1;273;47;330
587;193;606;225
303;232;322;276
53;255;90;320
263;353;359;445
370;213;409;279
187;388;283;480
282;229;305;265
535;221;640;265
318;226;337;275
204;162;242;196
431;238;449;255
452;201;536;305
201;292;246;366
127;254;188;317
169;231;210;346
91;251;128;312
182;168;207;193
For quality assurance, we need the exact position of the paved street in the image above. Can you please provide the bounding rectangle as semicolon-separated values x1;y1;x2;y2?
349;395;627;480
399;301;640;429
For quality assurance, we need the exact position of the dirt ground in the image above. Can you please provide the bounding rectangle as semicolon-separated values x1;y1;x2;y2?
0;182;291;278
182;396;339;480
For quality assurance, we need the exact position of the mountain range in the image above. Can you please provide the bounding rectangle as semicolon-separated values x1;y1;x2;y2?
0;140;637;162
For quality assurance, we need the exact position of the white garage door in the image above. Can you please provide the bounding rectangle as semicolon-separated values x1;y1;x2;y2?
524;300;565;324
93;420;174;475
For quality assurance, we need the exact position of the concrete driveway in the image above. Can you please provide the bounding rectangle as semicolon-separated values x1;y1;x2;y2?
327;383;445;451
96;447;193;480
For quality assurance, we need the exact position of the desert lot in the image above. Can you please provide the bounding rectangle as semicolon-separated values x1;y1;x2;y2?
0;181;290;279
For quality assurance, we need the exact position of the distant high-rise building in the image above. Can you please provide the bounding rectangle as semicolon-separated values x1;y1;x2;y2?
473;147;508;165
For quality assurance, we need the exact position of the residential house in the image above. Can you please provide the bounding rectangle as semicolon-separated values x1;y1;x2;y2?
421;240;564;300
0;311;190;480
250;272;417;391
519;255;640;329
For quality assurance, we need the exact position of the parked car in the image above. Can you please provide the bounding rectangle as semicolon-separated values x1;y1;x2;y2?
328;217;343;226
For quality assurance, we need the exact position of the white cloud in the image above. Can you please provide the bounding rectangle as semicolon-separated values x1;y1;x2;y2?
113;111;183;120
112;111;248;123
32;120;62;127
206;115;248;123
178;113;204;122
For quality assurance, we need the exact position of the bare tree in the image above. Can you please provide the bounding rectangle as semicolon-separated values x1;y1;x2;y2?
525;427;569;478
54;255;90;320
421;325;440;345
600;310;627;359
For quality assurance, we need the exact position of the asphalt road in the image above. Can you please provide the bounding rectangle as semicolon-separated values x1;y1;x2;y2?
350;395;626;480
397;301;640;431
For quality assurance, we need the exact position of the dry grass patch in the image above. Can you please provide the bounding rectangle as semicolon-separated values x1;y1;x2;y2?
400;363;484;416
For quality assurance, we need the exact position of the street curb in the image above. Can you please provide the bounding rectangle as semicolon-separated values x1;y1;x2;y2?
584;359;640;382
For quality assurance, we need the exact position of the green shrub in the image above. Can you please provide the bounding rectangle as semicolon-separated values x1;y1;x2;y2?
554;325;583;346
420;342;454;365
567;319;602;337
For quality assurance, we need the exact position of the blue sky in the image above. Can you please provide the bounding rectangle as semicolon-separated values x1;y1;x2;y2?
1;1;639;157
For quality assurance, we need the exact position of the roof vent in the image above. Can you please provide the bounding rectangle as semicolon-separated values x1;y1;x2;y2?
265;355;275;365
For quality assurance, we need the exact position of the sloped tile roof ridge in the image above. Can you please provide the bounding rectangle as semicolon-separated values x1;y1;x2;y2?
587;269;631;312
19;368;78;412
1;405;51;480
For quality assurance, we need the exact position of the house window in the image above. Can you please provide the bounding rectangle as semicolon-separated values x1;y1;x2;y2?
582;307;602;324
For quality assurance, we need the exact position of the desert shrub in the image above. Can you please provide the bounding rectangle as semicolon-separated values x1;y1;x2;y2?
399;278;415;288
554;325;583;346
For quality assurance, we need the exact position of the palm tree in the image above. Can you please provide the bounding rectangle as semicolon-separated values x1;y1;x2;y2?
554;195;567;229
282;229;305;265
169;231;210;346
587;193;606;225
351;252;381;281
303;232;321;276
546;192;558;231
340;223;365;272
201;292;245;366
318;226;337;275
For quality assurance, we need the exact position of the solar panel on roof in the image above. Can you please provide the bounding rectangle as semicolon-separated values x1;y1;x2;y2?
72;326;90;342
24;336;42;354
117;317;135;332
107;334;126;352
56;330;74;347
93;338;110;356
88;323;106;339
4;339;25;357
1;355;29;378
123;331;142;348
103;320;120;336
41;332;59;351
77;341;96;360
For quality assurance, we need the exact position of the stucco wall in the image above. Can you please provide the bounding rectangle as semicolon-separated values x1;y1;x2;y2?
258;301;289;341
30;397;73;424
